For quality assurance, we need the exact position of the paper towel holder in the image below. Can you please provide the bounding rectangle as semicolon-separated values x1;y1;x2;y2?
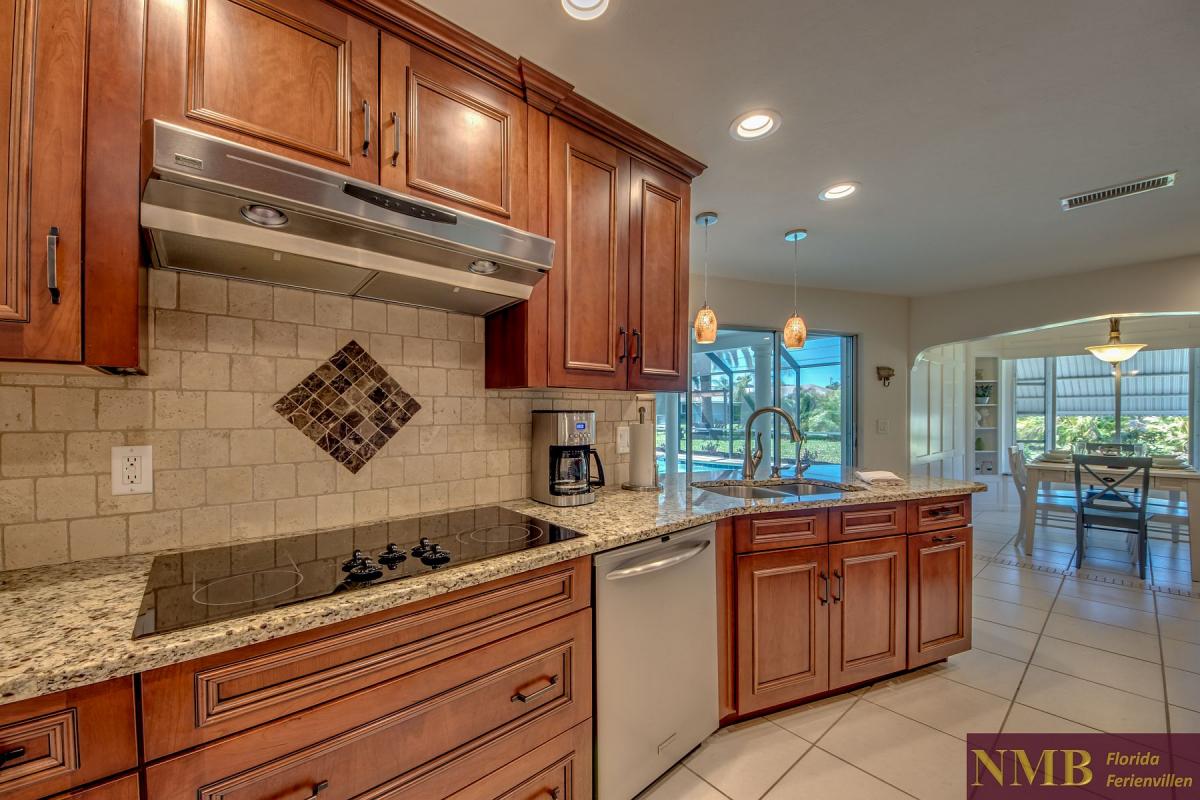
623;403;663;492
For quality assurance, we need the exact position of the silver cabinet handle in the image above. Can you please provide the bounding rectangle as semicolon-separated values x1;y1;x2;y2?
47;227;60;304
390;111;400;166
512;675;558;703
605;541;709;580
362;100;371;156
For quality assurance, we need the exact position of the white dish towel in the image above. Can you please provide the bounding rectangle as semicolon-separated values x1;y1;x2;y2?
855;470;905;486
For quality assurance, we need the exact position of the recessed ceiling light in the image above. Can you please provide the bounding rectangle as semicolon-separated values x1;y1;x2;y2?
562;0;609;20
818;182;859;201
729;109;781;141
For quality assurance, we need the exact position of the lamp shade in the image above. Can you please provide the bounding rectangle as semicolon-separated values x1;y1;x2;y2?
1086;318;1145;364
783;314;807;349
694;304;718;344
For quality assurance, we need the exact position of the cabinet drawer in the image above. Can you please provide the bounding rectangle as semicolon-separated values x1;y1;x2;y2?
0;678;136;800
49;774;140;800
141;557;589;759
445;720;591;800
829;502;907;541
145;610;592;800
907;495;972;533
734;509;828;553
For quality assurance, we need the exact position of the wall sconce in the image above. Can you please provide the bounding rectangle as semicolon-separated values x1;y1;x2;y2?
876;366;895;387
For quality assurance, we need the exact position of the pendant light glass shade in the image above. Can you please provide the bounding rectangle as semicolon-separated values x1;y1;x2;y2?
783;228;808;349
783;314;807;348
1086;317;1145;364
694;304;718;344
694;212;719;343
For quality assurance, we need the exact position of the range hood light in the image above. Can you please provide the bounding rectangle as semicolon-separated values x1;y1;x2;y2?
469;259;500;275
240;204;289;227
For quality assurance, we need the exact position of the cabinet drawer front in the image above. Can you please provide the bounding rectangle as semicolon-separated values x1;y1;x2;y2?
145;611;592;800
49;774;140;800
734;510;828;552
0;678;136;800
141;558;589;759
908;527;972;668
907;495;971;533
444;721;591;800
830;503;907;541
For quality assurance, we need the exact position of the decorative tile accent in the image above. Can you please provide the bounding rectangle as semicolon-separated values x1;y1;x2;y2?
273;341;420;473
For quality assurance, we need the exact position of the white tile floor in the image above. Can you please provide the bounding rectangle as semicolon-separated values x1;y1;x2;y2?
638;509;1199;800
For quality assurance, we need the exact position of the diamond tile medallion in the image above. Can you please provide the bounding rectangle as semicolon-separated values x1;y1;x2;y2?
274;340;420;473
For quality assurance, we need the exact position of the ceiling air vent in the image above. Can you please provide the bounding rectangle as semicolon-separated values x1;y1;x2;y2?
1060;172;1177;211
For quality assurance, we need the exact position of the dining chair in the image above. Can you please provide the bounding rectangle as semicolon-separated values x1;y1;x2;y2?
1073;454;1152;579
1008;446;1076;552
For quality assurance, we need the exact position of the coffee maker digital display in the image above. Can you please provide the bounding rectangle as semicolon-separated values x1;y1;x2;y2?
532;410;605;506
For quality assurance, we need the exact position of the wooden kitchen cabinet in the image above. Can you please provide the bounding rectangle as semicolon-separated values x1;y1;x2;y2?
908;527;973;668
829;535;907;689
0;0;88;362
0;677;137;800
488;118;691;391
734;546;830;714
144;0;381;183
627;158;690;391
380;38;529;227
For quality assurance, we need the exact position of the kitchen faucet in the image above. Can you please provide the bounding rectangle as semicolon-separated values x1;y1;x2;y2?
742;406;805;479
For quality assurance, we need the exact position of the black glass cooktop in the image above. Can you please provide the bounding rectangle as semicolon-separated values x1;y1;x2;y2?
133;506;582;638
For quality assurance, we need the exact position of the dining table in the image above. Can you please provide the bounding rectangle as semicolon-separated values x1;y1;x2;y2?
1022;458;1200;581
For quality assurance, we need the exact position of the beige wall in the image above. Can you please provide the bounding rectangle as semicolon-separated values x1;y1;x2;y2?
697;276;911;472
0;272;637;570
910;253;1200;358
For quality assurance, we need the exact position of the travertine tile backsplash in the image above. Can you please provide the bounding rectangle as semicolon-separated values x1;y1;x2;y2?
0;271;638;570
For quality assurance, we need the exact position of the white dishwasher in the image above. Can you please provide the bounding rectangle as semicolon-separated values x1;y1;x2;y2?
593;523;718;800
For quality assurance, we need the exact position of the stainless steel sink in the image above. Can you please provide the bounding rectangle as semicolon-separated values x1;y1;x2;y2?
692;478;864;500
695;484;793;500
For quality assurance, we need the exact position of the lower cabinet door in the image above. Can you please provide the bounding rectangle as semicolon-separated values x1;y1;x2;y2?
907;527;973;668
829;536;907;689
735;546;829;714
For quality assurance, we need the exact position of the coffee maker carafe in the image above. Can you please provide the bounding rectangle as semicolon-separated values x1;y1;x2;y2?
531;410;605;506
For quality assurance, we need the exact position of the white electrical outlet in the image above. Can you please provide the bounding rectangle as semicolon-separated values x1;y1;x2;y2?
617;426;631;454
112;445;153;495
876;418;890;435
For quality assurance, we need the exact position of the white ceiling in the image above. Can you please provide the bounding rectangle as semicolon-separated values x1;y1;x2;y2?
421;0;1200;296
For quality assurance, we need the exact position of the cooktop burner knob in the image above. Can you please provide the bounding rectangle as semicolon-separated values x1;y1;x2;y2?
420;543;452;568
347;558;383;583
341;550;367;572
411;537;433;558
377;543;406;568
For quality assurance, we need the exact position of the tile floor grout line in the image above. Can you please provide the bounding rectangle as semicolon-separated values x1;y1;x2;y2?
808;744;923;800
753;695;861;799
993;551;1070;736
680;763;737;800
1153;591;1173;739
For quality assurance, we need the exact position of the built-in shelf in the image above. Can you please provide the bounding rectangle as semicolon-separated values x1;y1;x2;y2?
973;354;1001;475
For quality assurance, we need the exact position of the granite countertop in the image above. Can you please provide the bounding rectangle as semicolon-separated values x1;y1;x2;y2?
0;466;984;705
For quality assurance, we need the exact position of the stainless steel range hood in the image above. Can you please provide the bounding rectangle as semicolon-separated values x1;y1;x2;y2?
140;121;554;315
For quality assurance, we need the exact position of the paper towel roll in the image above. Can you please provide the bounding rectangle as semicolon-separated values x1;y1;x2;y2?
628;422;657;487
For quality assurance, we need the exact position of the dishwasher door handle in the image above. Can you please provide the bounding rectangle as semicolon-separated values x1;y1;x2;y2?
604;540;710;581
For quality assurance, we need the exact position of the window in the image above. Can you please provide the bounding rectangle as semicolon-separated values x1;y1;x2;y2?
1007;348;1193;461
656;327;856;478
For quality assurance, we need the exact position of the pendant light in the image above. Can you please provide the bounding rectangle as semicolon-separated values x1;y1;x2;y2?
693;212;719;344
782;228;808;349
1086;317;1145;364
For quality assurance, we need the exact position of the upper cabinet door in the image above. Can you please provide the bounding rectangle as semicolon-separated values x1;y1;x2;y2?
380;39;528;228
144;0;380;182
547;120;630;390
0;0;87;362
627;158;689;392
